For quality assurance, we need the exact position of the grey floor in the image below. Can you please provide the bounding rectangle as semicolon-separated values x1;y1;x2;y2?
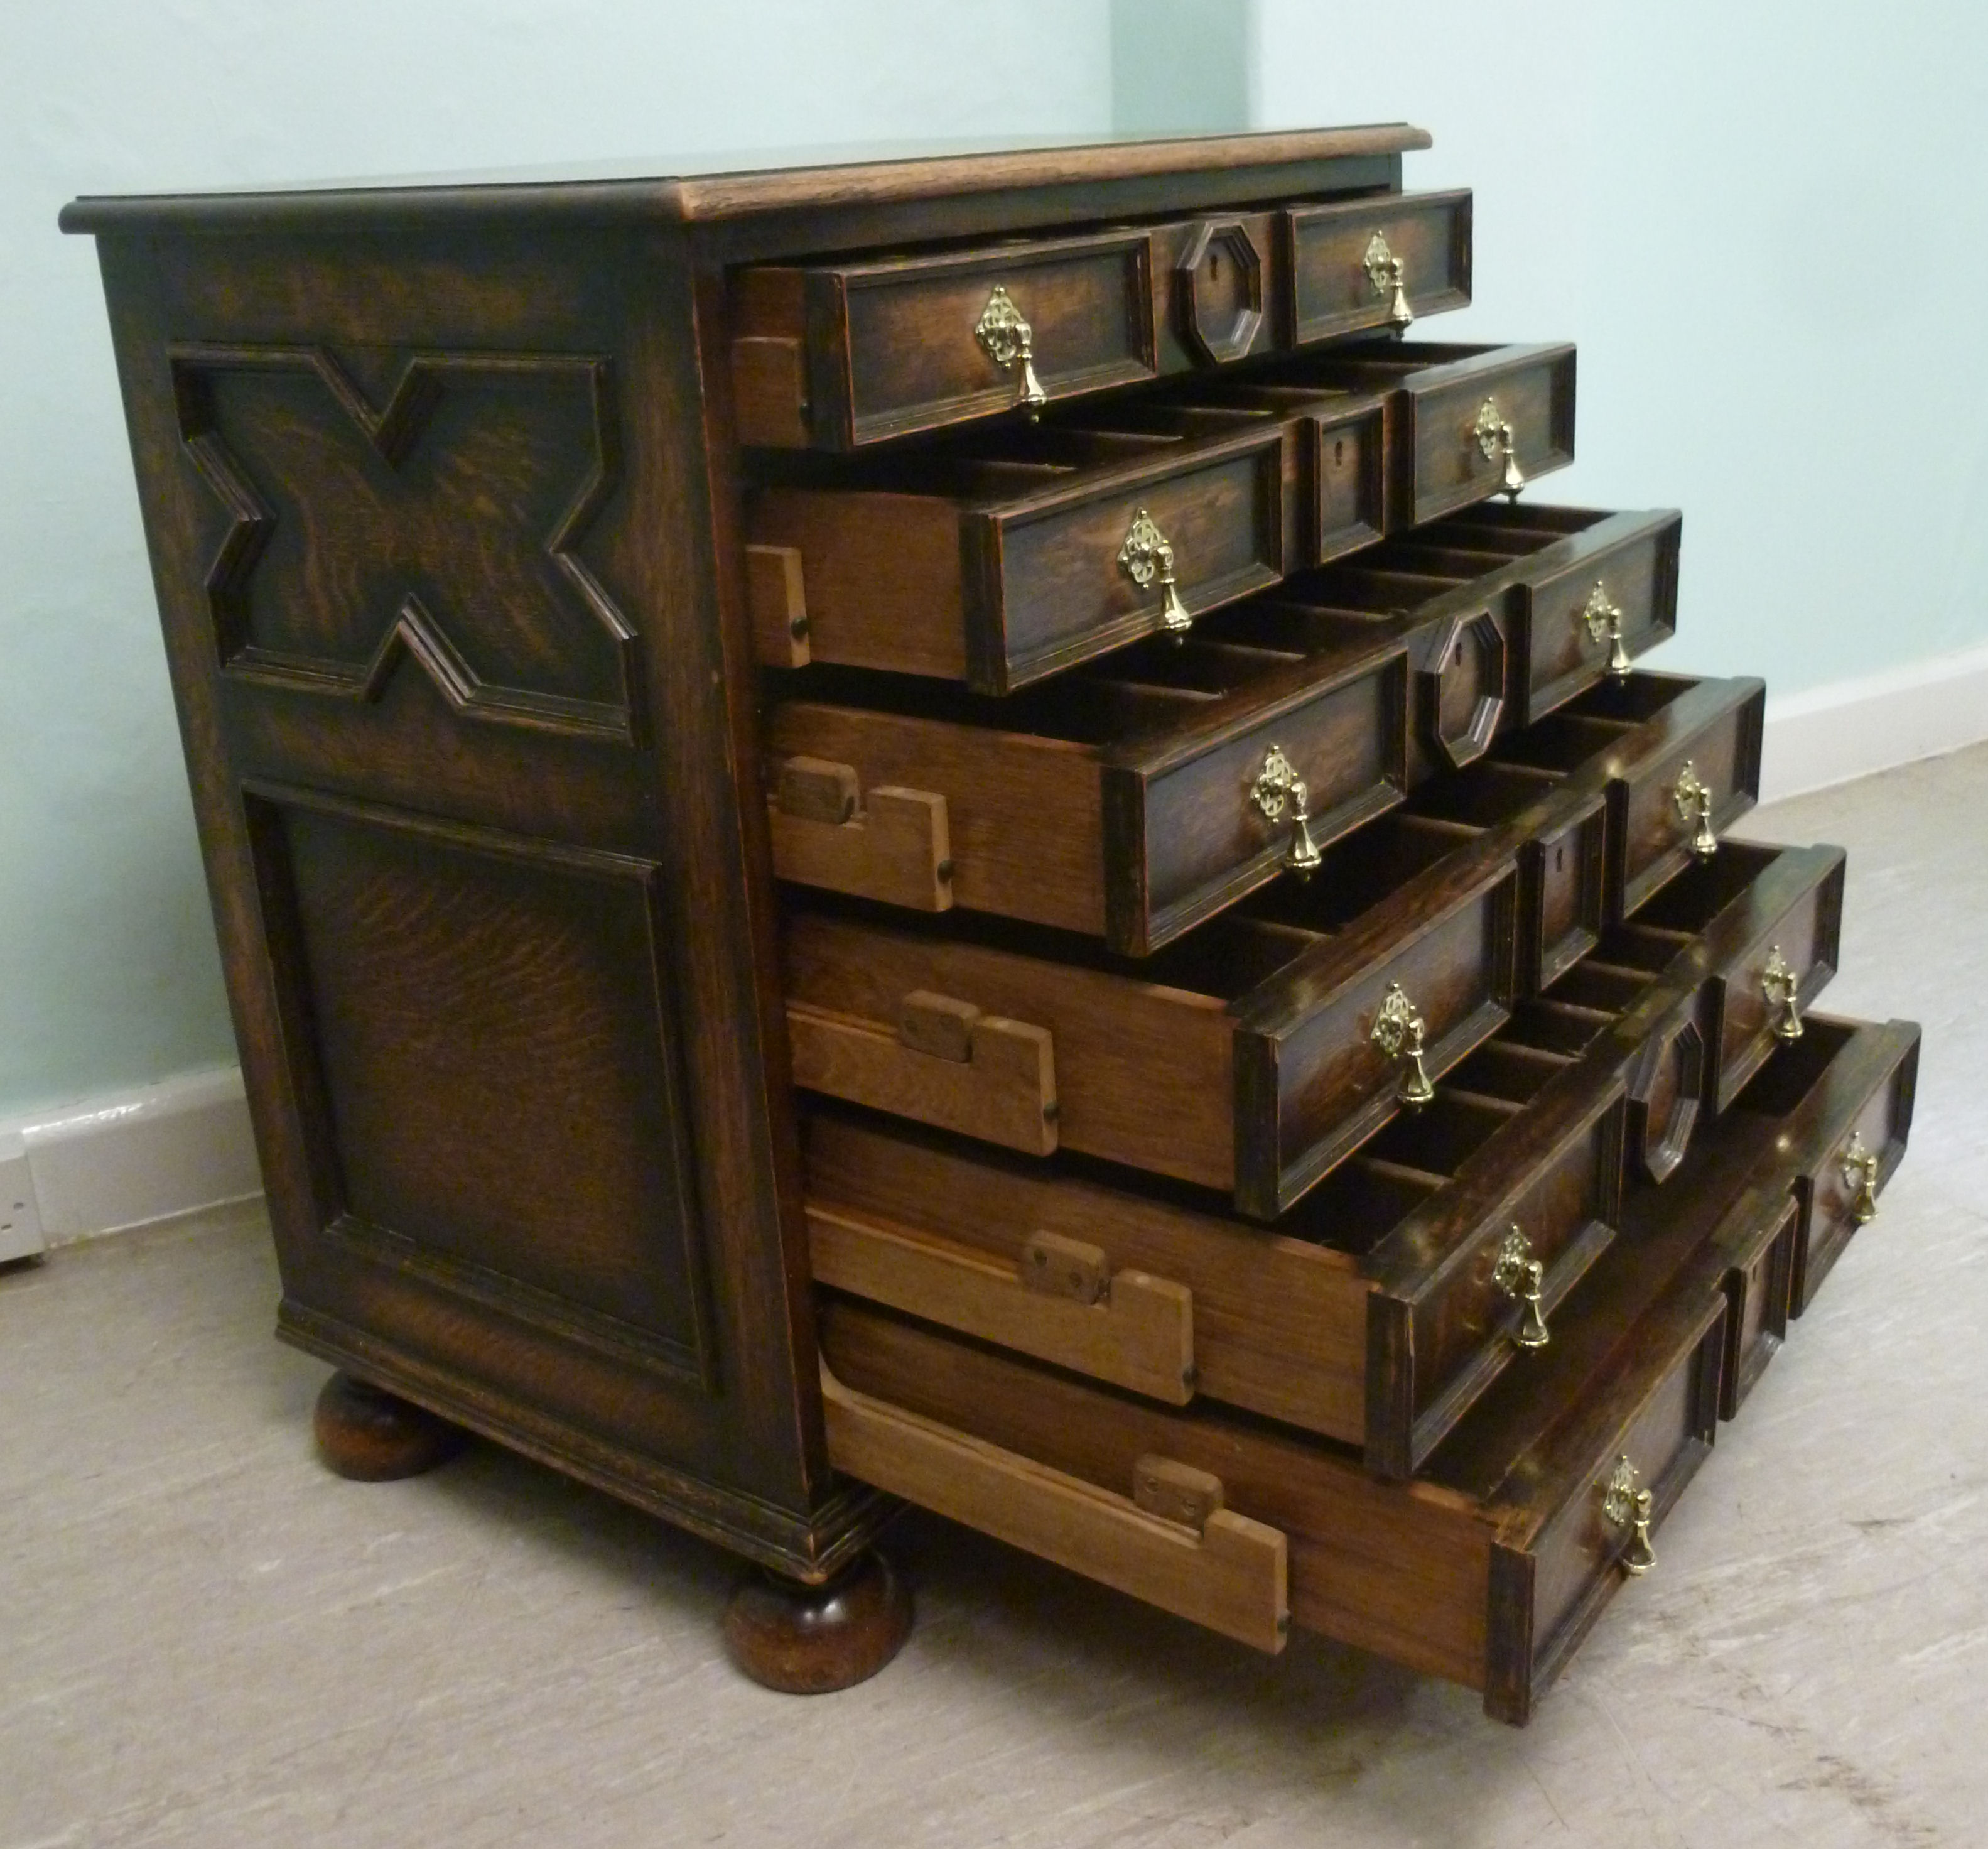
6;744;1986;1849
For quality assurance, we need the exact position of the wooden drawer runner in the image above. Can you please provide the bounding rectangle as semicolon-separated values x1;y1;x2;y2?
818;1012;1911;1722
1284;188;1472;344
733;192;1476;451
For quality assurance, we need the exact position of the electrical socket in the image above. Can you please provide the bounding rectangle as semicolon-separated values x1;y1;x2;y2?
0;1137;45;1263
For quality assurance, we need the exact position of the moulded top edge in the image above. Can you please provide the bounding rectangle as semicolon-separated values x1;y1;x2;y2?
58;124;1430;236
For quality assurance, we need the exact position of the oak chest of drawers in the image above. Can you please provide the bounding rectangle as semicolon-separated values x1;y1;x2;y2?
67;124;1917;1723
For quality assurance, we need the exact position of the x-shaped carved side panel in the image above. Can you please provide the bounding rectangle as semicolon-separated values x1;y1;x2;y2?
172;344;640;742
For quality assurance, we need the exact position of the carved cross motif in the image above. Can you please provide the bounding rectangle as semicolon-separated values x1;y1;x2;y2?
172;345;637;740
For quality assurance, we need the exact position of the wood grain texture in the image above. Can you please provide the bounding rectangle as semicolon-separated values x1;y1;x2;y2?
1283;188;1472;345
787;1002;1058;1156
804;1110;1368;1441
768;784;953;911
808;1206;1195;1404
820;1361;1289;1654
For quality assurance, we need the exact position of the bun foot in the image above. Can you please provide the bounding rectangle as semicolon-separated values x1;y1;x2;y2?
313;1370;468;1481
723;1549;913;1694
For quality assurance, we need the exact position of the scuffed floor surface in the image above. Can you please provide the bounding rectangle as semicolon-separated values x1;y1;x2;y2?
4;742;1985;1849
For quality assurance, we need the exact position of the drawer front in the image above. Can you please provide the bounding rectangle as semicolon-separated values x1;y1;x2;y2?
1240;862;1521;1218
1704;853;1845;1111
1515;514;1682;725
1376;1082;1628;1475
803;1110;1371;1441
1299;398;1389;563
1108;648;1409;955
1398;346;1576;528
738;231;1159;449
1521;793;1608;992
979;430;1291;690
1612;688;1764;919
782;913;1238;1190
1793;1021;1920;1313
1721;1195;1798;1418
1285;189;1472;345
1496;1291;1725;1720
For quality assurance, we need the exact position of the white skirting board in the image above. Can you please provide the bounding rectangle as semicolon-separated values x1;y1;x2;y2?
1759;639;1988;803
0;1065;264;1256
3;648;1982;1256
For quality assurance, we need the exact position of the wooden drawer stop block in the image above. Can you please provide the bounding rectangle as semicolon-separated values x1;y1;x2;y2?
768;755;953;911
787;992;1059;1154
820;1363;1288;1652
809;1208;1196;1402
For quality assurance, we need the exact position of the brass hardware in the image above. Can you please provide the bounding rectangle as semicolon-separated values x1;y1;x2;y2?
1472;398;1525;498
1248;743;1323;876
1370;982;1435;1107
1582;580;1633;680
1493;1225;1551;1349
1118;507;1194;634
1759;946;1805;1041
1670;760;1719;859
1363;229;1413;330
1840;1131;1881;1225
974;285;1047;413
1602;1456;1656;1576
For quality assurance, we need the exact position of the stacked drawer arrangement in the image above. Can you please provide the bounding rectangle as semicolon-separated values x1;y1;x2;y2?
736;184;1918;1723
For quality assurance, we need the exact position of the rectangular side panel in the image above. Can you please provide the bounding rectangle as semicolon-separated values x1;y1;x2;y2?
257;788;714;1382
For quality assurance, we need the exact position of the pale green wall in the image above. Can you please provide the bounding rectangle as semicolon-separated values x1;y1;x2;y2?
0;1;1115;1119
1250;0;1988;691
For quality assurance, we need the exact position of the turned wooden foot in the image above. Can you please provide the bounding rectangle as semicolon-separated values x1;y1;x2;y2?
723;1549;913;1694
313;1370;468;1481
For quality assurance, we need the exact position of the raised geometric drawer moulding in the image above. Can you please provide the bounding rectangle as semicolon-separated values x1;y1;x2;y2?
171;345;641;741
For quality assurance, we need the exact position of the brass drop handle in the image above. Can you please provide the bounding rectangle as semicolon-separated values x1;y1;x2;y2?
975;285;1048;414
1249;743;1323;876
1670;760;1719;859
1363;229;1413;330
1118;507;1194;634
1370;982;1435;1108
1473;397;1526;498
1602;1455;1657;1576
1582;580;1633;681
1493;1225;1551;1349
1840;1131;1881;1224
1759;946;1805;1041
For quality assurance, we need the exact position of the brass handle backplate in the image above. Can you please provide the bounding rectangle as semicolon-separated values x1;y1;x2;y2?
1249;743;1322;876
1602;1455;1656;1576
1760;946;1805;1041
1363;229;1413;330
1118;507;1194;634
1370;982;1435;1107
1493;1225;1551;1349
1472;397;1526;498
1582;580;1632;680
975;285;1047;413
1670;760;1719;859
1840;1131;1881;1224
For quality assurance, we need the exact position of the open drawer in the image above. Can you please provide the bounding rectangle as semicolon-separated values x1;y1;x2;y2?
763;521;1692;951
782;676;1763;1217
816;1012;1912;1723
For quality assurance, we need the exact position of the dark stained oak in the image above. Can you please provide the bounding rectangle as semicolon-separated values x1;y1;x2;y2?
722;1550;914;1695
313;1370;468;1480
